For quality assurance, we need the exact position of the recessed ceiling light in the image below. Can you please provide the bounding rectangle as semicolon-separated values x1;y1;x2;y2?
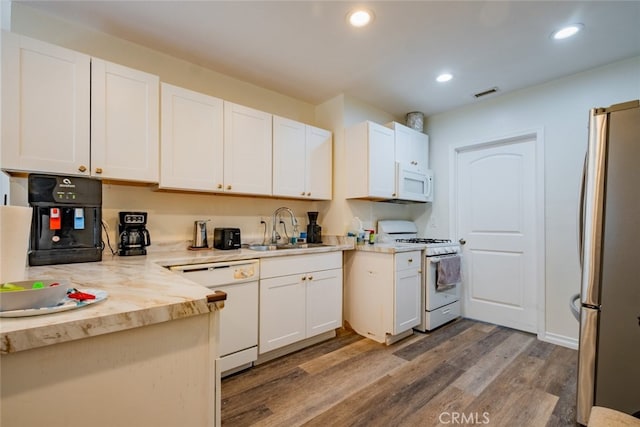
436;73;453;83
552;24;584;40
347;9;374;28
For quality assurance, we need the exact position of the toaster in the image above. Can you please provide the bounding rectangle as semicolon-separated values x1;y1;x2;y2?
213;228;241;250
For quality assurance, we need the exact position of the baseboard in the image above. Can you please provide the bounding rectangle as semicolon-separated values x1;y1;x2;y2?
255;330;336;365
539;331;578;350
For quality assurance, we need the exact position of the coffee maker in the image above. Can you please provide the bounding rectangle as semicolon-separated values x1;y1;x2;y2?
28;174;102;266
118;212;151;256
306;211;322;244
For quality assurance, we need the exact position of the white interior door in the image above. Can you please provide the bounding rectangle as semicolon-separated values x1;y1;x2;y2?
455;134;539;333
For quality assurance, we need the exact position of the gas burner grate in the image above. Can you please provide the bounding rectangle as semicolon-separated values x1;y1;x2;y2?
395;238;452;244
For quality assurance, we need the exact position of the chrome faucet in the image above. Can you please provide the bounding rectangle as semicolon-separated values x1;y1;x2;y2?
271;207;298;244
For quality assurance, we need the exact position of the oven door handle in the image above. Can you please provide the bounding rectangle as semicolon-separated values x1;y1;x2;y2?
429;254;461;264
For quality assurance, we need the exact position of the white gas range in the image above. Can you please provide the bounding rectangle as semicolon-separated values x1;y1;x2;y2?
378;220;462;331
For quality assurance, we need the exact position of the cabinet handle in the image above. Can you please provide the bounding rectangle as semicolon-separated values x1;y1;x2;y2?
301;192;306;196
308;275;313;280
226;185;232;190
408;259;413;263
301;276;307;281
417;270;422;274
78;165;87;172
95;167;103;174
307;192;311;196
217;184;223;189
392;193;396;197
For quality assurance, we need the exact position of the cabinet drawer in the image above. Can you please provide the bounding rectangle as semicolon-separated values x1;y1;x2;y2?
261;252;342;278
395;251;421;271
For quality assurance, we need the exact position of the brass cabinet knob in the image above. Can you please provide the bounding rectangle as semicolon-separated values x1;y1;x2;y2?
392;193;397;197
226;185;232;190
301;276;307;281
78;165;87;172
217;184;223;189
408;258;413;263
95;167;103;174
308;276;313;280
301;192;306;196
307;192;311;196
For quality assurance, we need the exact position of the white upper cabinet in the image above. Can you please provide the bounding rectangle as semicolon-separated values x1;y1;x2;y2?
273;116;306;198
91;59;159;182
305;125;332;200
1;33;160;182
273;116;332;200
159;83;224;191
223;102;273;196
387;121;429;174
345;121;396;199
2;32;91;176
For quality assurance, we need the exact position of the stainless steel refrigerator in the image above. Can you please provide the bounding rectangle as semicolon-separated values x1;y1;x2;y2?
575;100;640;425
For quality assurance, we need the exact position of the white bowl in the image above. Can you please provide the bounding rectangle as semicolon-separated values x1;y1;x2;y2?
0;280;69;312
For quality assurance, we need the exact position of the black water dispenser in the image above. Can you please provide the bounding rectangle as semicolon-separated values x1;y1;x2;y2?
28;174;102;266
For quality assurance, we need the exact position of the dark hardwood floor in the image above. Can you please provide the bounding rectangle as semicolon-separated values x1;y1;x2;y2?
221;319;578;426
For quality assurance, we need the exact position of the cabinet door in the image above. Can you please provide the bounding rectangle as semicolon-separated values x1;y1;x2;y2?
259;274;306;353
368;123;396;198
160;83;223;191
394;267;422;334
272;115;306;198
2;33;90;175
306;268;342;337
393;123;429;174
91;59;159;182
305;125;332;200
223;102;272;195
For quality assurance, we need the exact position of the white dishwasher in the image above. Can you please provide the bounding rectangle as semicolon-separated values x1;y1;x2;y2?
170;259;259;377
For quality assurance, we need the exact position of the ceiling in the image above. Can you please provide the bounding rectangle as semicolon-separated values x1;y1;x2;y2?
16;1;640;117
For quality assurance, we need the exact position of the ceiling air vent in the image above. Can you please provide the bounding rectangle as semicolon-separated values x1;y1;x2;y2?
474;87;499;98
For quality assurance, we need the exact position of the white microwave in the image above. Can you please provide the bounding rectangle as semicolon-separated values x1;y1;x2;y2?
396;163;433;202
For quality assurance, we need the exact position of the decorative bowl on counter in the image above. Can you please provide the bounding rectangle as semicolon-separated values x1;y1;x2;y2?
0;280;69;312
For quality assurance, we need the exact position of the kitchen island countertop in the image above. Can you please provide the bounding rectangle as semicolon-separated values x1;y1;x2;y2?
0;237;352;354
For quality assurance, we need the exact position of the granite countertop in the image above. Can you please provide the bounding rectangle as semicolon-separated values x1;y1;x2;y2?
0;237;353;355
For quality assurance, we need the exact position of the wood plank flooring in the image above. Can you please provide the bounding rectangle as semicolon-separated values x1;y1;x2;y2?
221;319;578;427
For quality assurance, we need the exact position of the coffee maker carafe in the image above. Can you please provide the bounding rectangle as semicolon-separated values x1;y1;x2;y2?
118;212;151;256
306;211;322;244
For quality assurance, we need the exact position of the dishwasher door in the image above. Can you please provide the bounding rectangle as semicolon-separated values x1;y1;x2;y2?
170;259;259;375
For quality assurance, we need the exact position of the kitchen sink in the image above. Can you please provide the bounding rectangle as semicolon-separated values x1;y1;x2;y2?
247;243;332;251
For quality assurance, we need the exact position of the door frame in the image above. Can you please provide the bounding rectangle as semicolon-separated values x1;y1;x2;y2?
448;128;546;337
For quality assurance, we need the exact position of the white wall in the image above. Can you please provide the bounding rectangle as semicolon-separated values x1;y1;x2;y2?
423;56;640;344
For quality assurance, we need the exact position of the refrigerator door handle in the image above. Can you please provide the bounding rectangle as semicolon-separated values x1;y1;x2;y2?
569;293;581;321
578;154;587;269
577;307;599;425
581;110;608;307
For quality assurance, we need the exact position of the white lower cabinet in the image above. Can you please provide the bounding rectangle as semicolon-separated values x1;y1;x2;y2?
259;252;342;354
344;250;421;344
